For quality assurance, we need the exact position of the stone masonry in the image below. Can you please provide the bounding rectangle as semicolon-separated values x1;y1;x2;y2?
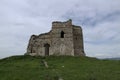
26;19;85;56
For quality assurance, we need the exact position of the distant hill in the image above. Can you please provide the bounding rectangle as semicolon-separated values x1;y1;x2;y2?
0;55;120;80
105;57;120;60
104;57;120;60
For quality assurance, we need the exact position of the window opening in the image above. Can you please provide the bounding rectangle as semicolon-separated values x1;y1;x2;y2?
61;31;64;38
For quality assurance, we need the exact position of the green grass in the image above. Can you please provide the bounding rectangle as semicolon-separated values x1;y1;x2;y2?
0;55;120;80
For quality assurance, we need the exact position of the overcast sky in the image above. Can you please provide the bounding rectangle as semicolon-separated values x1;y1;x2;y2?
0;0;120;59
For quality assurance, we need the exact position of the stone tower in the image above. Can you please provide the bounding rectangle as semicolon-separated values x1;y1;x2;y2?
26;19;85;56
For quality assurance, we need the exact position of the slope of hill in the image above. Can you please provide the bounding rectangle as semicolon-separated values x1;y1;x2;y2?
0;55;120;80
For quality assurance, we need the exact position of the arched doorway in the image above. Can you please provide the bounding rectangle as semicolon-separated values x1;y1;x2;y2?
44;43;50;56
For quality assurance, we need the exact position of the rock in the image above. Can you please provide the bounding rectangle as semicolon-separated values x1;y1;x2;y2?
41;60;49;68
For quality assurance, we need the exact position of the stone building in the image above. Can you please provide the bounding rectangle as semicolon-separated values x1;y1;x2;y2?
26;19;85;56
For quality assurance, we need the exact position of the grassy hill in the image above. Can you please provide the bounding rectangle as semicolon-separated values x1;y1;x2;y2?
0;55;120;80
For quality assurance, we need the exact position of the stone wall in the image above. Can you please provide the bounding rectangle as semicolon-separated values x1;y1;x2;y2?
50;20;74;56
26;19;85;56
73;25;85;56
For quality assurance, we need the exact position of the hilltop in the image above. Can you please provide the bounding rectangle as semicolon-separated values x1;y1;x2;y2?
0;55;120;80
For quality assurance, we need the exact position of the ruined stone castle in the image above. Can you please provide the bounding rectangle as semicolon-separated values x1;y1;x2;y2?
26;19;85;56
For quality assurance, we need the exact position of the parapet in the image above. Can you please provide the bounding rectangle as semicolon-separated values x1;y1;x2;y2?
72;25;82;30
52;19;72;28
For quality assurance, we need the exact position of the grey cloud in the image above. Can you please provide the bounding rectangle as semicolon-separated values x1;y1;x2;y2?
62;0;120;26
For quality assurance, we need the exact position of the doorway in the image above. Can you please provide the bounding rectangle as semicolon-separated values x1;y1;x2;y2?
44;43;50;56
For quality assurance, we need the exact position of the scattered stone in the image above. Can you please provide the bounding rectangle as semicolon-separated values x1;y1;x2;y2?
59;77;63;80
62;66;64;68
41;60;49;68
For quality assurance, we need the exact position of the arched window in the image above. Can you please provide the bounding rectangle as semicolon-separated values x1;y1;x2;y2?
61;31;64;38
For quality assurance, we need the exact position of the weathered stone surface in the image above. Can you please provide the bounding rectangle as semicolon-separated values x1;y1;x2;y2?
26;19;85;56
